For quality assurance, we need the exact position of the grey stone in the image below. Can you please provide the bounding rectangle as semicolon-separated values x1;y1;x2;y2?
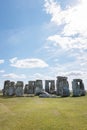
24;81;35;94
8;81;15;96
39;91;57;98
72;79;86;97
28;81;36;94
45;80;55;94
3;80;15;96
24;84;28;94
15;81;24;96
3;80;10;96
35;80;43;95
56;76;70;97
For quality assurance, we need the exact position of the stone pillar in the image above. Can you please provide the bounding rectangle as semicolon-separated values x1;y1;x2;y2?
3;80;10;96
80;80;86;96
45;80;49;93
72;79;86;96
9;81;15;96
24;84;28;94
45;80;55;94
28;81;35;94
15;81;24;96
3;80;15;96
50;80;55;94
35;80;43;95
56;76;70;97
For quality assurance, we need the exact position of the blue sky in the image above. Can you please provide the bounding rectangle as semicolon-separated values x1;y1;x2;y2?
0;0;87;90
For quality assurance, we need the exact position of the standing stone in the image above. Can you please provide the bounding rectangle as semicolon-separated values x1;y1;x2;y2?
24;81;35;94
28;81;35;94
72;79;86;97
45;80;55;94
56;76;70;97
15;81;24;96
8;81;15;96
3;80;10;96
24;84;28;94
35;80;43;95
3;80;15;96
80;80;86;96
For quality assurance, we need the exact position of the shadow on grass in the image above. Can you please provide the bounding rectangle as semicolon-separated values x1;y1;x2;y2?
0;94;17;99
0;93;36;99
0;93;86;99
0;93;25;99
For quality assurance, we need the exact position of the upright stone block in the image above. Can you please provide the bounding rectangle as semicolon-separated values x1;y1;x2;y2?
3;80;15;96
45;80;55;94
28;81;35;94
24;81;35;94
9;81;15;96
15;81;24;96
35;80;43;95
72;79;86;97
24;84;29;94
56;76;70;97
3;80;10;96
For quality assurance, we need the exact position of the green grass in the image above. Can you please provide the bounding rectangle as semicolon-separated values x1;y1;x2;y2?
0;94;87;130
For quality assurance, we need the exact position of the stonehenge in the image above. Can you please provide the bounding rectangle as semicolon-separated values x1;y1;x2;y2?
35;80;43;95
3;80;15;96
39;91;57;98
15;81;24;96
2;77;86;97
9;81;15;96
45;80;55;94
3;80;23;96
24;81;35;94
72;79;86;97
56;76;70;97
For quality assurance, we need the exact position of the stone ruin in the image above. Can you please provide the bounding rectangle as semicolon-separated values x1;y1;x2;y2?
2;77;86;97
72;79;86;97
56;76;70;97
24;84;28;94
24;80;43;95
9;81;15;96
15;81;24;96
39;91;57;98
24;81;35;94
35;80;43;95
3;80;24;96
3;80;15;96
45;80;55;94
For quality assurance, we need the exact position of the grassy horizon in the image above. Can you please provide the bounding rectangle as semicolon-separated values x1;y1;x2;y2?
0;94;87;130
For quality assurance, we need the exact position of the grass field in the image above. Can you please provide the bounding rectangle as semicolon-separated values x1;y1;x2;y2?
0;94;87;130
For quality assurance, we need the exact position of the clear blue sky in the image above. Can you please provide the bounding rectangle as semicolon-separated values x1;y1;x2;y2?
0;0;87;90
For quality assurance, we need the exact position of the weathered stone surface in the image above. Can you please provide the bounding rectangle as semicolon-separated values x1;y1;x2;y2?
9;81;15;96
39;91;57;98
3;80;15;96
45;80;55;94
24;84;28;94
3;77;86;97
28;81;35;94
35;80;43;95
3;80;10;96
72;79;86;97
24;81;35;94
15;81;24;96
56;76;70;97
